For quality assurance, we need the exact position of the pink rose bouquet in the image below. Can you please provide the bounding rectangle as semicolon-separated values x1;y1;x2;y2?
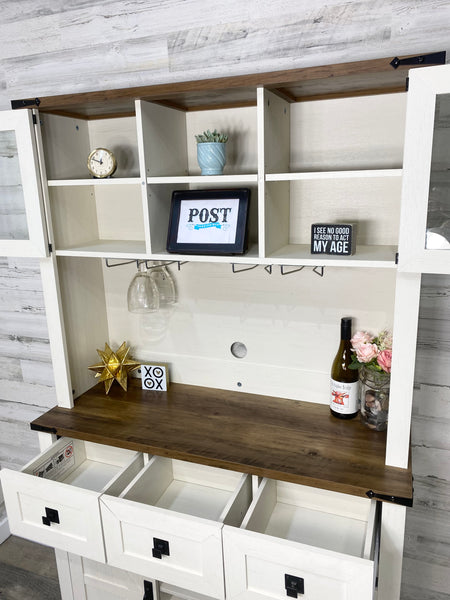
350;329;393;374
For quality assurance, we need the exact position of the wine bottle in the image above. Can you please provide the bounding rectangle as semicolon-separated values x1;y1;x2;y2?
330;317;359;419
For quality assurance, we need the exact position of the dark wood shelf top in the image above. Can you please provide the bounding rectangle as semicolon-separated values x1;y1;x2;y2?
31;380;412;504
11;55;437;119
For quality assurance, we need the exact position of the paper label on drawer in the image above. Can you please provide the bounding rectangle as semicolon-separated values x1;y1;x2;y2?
33;441;75;480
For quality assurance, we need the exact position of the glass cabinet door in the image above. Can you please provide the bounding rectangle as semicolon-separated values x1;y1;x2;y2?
426;92;450;250
398;64;450;274
0;109;48;257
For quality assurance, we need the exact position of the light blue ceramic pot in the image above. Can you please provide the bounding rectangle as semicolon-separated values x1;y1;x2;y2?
197;142;226;175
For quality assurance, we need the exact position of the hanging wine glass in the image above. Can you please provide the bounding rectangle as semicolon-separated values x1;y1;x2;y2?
127;262;159;313
149;262;177;306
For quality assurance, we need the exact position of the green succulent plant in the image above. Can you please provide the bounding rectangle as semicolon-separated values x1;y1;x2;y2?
195;129;228;143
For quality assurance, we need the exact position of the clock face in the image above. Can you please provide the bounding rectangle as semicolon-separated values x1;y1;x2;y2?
87;148;117;178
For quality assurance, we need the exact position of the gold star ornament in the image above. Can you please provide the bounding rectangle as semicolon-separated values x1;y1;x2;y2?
88;342;140;394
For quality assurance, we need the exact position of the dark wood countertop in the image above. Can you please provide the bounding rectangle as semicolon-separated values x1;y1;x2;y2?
31;379;413;505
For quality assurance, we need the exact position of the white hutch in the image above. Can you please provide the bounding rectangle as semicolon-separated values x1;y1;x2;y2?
1;56;448;600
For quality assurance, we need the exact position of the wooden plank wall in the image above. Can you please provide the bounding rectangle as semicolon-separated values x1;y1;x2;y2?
0;258;56;469
0;2;449;598
401;275;450;599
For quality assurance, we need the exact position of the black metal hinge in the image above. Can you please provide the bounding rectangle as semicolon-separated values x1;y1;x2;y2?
48;243;53;253
395;252;399;265
390;51;446;69
30;423;57;435
11;97;41;110
366;490;413;507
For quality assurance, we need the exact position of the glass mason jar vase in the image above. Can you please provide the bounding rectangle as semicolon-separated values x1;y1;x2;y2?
359;367;390;431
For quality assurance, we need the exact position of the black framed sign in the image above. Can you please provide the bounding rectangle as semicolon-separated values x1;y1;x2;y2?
167;188;250;255
310;223;356;256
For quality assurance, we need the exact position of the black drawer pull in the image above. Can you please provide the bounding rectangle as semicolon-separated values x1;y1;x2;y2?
143;580;153;600
152;537;170;559
285;574;304;597
42;507;60;527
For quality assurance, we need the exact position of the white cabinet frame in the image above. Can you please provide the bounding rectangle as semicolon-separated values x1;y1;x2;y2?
398;64;450;274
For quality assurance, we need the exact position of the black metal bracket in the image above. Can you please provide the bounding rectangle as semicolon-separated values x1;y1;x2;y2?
285;574;304;597
390;51;446;69
231;263;258;273
11;97;41;109
280;265;304;276
42;506;60;526
30;423;57;434
143;580;154;600
313;266;325;277
366;490;413;507
152;537;170;559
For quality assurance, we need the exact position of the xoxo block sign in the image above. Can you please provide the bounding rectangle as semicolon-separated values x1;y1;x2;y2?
141;364;169;392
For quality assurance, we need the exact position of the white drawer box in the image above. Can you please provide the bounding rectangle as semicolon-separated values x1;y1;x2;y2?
223;478;379;600
0;437;143;562
101;456;253;599
74;555;155;600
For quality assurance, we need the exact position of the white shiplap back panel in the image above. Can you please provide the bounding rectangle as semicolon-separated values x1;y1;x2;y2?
289;176;402;246
290;93;407;171
185;106;258;175
94;185;145;242
88;116;140;179
103;260;395;403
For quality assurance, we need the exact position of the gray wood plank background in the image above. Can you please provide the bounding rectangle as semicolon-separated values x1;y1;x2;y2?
0;2;449;598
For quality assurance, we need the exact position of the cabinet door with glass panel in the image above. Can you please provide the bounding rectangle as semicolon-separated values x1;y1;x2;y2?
398;64;450;274
0;110;48;257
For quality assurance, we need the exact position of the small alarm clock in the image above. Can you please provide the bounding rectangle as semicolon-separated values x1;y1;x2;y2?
87;147;117;178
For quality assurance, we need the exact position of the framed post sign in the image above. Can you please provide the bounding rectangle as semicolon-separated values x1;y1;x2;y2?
167;188;250;255
311;223;356;256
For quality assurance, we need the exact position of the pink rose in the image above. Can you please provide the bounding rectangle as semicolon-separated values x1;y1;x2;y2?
355;343;379;363
351;331;373;351
377;349;392;373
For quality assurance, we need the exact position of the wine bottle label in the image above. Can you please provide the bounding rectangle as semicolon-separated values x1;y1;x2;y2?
330;379;359;414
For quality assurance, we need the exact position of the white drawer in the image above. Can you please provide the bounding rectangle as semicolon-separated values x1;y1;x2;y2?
75;555;156;600
0;437;143;562
101;456;253;599
223;478;379;600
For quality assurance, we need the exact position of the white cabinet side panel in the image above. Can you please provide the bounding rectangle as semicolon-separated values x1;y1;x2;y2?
386;271;421;468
